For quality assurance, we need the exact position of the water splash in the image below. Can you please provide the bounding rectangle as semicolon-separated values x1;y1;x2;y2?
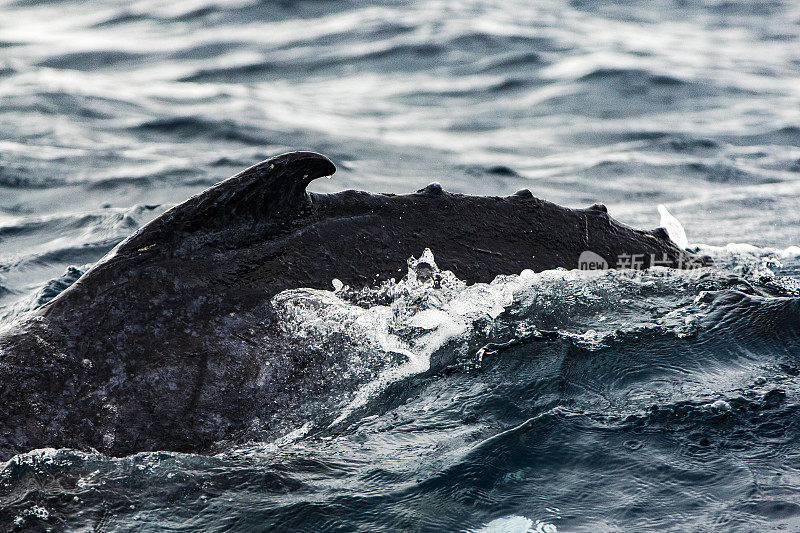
658;204;689;249
270;243;794;428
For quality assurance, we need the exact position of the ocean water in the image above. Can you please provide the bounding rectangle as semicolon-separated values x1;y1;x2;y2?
1;0;800;530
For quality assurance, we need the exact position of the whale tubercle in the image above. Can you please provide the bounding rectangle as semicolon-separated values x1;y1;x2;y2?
418;182;443;195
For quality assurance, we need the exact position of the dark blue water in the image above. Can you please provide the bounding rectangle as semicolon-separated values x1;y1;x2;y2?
2;0;800;530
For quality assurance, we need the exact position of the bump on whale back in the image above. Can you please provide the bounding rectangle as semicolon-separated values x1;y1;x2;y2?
119;151;336;252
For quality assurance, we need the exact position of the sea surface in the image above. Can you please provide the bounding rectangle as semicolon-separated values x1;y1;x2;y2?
1;0;800;531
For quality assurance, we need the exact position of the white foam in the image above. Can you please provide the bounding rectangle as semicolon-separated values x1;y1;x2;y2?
470;515;558;533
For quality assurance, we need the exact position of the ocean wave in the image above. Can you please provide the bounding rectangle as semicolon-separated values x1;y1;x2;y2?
28;265;84;309
178;41;449;82
179;30;556;84
0;167;64;189
89;10;148;28
474;50;544;73
423;386;800;530
579;67;686;87
0;205;163;320
36;50;145;71
87;167;203;190
543;66;748;119
461;164;521;178
682;161;781;184
2;91;132;120
723;126;800;148
127;116;274;145
0;207;154;241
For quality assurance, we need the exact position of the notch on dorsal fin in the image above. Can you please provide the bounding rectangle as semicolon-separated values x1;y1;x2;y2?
120;151;335;252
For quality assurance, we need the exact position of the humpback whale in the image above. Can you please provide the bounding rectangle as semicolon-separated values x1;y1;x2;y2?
0;151;710;460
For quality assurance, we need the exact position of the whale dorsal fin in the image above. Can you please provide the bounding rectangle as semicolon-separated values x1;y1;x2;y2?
119;151;336;253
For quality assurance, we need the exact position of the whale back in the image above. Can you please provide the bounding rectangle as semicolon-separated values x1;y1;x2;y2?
43;151;704;319
0;151;710;459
